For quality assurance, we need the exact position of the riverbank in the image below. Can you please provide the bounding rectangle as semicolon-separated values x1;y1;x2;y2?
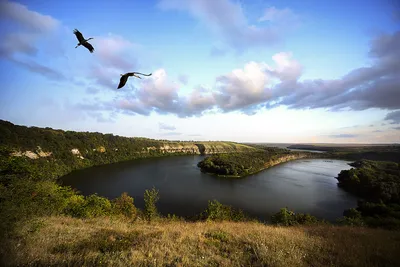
3;215;399;267
197;151;310;178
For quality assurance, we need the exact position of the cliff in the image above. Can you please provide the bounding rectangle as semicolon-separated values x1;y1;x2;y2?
262;153;307;169
198;150;309;178
0;120;256;161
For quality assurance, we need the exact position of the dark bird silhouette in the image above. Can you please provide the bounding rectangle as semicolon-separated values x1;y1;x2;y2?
117;72;152;89
73;29;94;53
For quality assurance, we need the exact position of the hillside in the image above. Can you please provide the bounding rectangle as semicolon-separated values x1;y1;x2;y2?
3;216;400;267
0;120;256;179
0;120;256;156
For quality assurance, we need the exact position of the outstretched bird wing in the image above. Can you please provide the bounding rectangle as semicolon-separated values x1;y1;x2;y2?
129;72;152;77
82;42;94;53
73;29;85;43
118;75;129;89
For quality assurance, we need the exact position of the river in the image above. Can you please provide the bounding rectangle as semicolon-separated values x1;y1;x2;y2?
60;156;358;222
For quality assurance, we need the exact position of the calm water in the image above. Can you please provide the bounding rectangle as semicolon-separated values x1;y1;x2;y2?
61;156;357;222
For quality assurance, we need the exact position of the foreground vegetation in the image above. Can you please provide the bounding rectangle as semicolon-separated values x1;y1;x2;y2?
4;216;400;267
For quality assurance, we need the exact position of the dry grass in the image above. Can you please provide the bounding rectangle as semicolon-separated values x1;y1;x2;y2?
2;216;400;267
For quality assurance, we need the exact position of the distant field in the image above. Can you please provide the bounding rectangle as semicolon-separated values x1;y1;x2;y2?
290;143;400;147
287;144;400;151
244;142;400;148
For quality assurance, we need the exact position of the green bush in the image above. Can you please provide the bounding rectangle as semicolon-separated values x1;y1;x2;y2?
0;178;76;234
82;194;112;218
144;187;160;221
64;194;86;217
203;200;247;222
63;193;112;219
271;208;320;226
112;192;137;219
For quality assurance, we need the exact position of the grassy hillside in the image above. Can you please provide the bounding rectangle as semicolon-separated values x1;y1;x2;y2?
0;119;256;180
3;216;400;267
0;119;256;155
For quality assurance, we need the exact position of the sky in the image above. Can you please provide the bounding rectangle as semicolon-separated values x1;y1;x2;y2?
0;0;399;143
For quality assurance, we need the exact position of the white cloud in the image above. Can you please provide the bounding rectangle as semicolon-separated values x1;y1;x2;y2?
0;0;65;79
157;0;299;52
79;29;400;121
0;0;59;33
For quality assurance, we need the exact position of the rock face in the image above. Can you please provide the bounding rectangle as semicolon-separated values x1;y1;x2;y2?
96;146;106;153
159;144;200;154
71;148;84;159
36;146;52;157
10;142;256;160
157;142;255;155
10;146;52;160
263;154;307;169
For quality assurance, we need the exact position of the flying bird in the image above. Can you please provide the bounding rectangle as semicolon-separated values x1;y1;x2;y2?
117;72;152;89
73;29;94;53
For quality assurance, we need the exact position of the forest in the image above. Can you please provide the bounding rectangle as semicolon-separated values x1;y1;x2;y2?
336;160;400;229
197;148;309;177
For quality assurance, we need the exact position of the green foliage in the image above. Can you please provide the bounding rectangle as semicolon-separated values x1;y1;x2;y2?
112;192;137;219
337;160;400;202
336;160;400;229
82;194;112;218
270;208;320;226
62;193;112;218
337;208;365;227
202;200;248;222
204;230;230;242
143;187;160;221
64;194;86;217
197;148;305;177
0;177;76;234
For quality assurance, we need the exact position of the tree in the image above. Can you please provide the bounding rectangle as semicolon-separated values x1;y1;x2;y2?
144;187;160;221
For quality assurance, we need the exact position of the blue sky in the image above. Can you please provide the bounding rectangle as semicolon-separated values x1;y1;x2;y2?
0;0;399;143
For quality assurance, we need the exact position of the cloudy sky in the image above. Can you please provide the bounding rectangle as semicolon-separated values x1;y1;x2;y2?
0;0;399;143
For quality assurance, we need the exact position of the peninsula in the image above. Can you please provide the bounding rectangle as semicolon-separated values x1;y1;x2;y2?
197;148;310;178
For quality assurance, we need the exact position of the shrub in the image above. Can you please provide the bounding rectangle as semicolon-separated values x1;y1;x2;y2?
64;195;86;217
82;194;112;218
271;208;320;226
337;208;365;227
144;187;160;221
203;200;247;222
112;192;137;219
